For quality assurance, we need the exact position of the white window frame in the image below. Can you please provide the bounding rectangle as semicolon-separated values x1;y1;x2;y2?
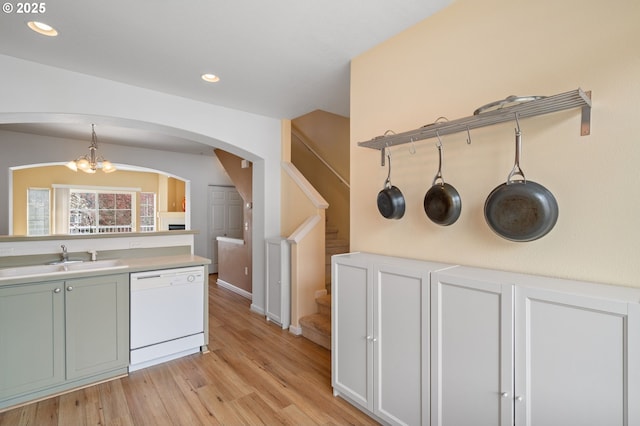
27;187;51;236
139;192;157;232
52;184;141;234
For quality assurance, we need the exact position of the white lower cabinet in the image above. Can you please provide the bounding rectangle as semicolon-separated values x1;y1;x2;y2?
431;266;640;426
265;237;290;329
332;253;450;426
333;254;640;426
430;269;514;426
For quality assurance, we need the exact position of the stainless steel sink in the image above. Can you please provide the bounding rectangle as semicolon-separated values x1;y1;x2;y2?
63;259;127;271
0;259;127;280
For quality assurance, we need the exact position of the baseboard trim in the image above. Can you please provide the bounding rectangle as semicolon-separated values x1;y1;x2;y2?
250;304;265;315
289;325;302;335
216;279;252;300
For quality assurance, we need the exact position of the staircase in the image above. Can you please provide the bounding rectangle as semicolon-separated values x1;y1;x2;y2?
324;226;349;293
299;227;348;350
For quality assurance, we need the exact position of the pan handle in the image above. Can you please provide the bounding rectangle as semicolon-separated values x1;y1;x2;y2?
432;142;446;186
507;127;526;184
384;148;392;189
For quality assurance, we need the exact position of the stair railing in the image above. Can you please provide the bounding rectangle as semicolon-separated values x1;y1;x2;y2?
291;124;350;189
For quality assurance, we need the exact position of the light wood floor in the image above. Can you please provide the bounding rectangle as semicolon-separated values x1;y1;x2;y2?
0;276;378;425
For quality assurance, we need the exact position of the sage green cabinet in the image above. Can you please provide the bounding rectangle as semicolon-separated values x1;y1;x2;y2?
0;273;129;410
0;280;65;400
65;274;130;380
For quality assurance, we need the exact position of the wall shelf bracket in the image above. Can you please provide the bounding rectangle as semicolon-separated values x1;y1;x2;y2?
358;88;592;151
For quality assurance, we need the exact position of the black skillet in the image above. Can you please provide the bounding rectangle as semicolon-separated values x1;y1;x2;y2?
377;149;405;220
484;125;558;241
424;140;461;225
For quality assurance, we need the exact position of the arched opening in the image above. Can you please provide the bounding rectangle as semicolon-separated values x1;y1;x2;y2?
0;113;273;314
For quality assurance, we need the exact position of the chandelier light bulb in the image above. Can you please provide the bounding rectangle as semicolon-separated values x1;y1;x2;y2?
66;124;116;174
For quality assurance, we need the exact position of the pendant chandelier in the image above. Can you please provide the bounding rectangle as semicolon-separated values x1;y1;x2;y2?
65;124;116;174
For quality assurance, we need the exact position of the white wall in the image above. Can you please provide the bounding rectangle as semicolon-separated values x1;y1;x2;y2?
350;0;640;288
0;54;283;311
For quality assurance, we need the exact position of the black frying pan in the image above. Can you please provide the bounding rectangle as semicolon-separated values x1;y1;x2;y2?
484;126;558;241
377;149;405;220
424;141;461;225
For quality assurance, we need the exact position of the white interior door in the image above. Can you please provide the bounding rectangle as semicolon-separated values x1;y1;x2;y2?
208;186;243;273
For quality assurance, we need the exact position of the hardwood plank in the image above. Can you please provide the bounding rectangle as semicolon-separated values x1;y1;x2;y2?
0;276;378;425
121;369;173;426
166;362;222;425
57;390;89;426
96;379;133;426
32;396;58;426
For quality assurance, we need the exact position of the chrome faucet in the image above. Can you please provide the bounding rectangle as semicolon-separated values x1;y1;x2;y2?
60;245;69;262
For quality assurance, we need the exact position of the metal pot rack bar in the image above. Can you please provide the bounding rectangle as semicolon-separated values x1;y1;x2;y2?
357;88;592;157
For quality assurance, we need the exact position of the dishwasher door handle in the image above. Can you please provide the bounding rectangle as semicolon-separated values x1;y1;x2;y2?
134;274;162;280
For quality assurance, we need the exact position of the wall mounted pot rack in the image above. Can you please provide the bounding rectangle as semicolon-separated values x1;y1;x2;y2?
357;88;592;158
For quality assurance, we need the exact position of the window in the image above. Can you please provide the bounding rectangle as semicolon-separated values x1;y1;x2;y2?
139;192;156;232
69;190;135;234
27;188;50;236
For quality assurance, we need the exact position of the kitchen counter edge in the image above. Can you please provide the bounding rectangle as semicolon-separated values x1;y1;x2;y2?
0;254;212;287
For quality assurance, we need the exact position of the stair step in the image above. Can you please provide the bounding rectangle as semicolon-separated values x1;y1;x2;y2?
299;313;331;350
326;227;339;240
326;238;349;248
326;246;349;262
316;294;331;316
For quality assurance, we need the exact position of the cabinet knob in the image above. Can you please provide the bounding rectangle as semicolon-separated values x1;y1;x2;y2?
54;288;61;293
366;335;372;341
501;392;509;398
66;286;73;292
515;396;523;402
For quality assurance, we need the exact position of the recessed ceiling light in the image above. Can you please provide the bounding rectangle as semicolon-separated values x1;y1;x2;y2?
201;73;220;83
27;21;58;36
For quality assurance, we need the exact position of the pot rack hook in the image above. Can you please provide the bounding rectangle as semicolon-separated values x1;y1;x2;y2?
466;126;472;145
514;112;521;134
435;129;443;148
380;130;396;166
409;137;417;155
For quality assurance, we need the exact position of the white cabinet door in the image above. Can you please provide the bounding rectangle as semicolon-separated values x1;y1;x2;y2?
515;286;640;426
265;237;290;329
431;269;514;426
332;255;372;411
374;263;430;426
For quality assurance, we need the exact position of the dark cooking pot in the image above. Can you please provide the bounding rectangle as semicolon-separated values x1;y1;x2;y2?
424;141;461;225
377;149;405;219
484;126;558;241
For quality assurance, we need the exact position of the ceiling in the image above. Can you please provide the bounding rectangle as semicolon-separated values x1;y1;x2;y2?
0;0;451;152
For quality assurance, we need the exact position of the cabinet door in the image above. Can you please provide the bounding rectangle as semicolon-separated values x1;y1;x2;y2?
265;238;290;328
0;281;65;399
332;256;372;410
431;271;514;426
65;274;129;380
515;287;640;426
374;264;430;426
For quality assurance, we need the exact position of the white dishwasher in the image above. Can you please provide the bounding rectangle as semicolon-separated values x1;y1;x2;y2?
130;266;205;372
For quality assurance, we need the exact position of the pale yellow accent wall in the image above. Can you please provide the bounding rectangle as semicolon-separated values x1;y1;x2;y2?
351;0;640;287
13;165;161;235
